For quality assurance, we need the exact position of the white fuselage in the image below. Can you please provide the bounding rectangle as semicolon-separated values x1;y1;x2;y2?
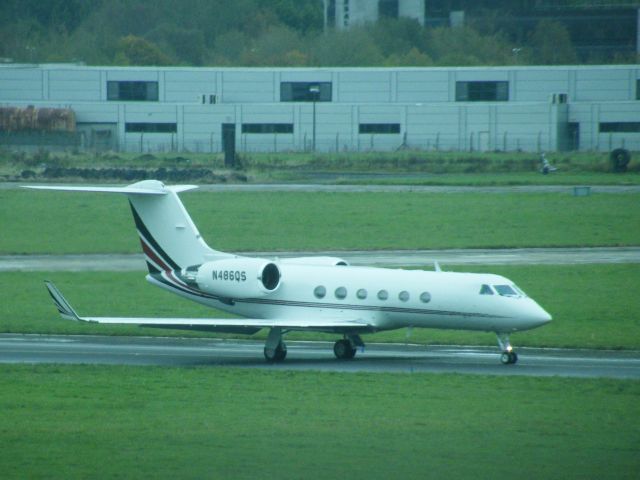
148;262;551;334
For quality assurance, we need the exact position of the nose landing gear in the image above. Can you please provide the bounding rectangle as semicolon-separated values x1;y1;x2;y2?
497;333;518;365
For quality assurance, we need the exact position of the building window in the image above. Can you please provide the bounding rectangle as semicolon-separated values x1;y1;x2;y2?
125;123;176;133
379;0;399;18
281;82;332;102
107;81;158;101
359;123;401;134
456;81;508;102
241;123;294;134
599;122;640;133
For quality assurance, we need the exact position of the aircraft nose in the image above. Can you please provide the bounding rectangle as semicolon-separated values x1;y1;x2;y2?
529;302;552;326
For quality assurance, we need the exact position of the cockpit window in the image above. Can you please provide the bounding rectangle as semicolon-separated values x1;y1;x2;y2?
494;285;518;297
480;284;494;295
513;285;528;297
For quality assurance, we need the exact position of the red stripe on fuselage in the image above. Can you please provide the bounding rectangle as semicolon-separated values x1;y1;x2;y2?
140;235;171;272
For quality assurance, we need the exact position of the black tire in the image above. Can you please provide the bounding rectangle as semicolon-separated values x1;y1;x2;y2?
500;352;511;365
264;343;287;362
610;148;631;173
509;351;518;364
275;343;287;362
334;339;356;360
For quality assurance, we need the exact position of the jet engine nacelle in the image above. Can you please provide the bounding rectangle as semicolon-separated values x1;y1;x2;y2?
193;258;281;298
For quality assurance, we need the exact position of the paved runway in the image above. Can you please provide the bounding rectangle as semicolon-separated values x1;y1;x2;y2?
2;334;639;379
2;247;639;271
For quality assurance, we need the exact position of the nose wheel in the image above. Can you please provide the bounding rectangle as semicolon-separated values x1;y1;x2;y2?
496;333;518;365
500;351;518;364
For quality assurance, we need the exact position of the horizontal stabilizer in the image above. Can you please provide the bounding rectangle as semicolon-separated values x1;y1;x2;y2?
45;282;372;332
24;182;197;195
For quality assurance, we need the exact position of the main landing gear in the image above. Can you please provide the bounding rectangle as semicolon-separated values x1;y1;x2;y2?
264;327;287;362
497;333;518;365
263;329;366;362
333;335;364;360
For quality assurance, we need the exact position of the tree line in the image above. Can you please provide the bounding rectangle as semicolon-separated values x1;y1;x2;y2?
0;0;634;67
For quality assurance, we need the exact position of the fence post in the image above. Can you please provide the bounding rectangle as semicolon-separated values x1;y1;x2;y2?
537;132;542;152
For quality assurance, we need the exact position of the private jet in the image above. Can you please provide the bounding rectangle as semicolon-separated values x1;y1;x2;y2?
27;180;552;364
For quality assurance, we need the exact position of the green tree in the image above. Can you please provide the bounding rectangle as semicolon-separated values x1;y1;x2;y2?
528;19;578;65
310;29;385;66
238;26;306;66
114;35;173;65
384;47;433;67
370;18;429;58
427;26;513;66
147;24;206;65
209;30;251;65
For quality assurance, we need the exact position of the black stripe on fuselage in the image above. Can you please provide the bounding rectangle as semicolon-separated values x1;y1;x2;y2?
129;201;180;271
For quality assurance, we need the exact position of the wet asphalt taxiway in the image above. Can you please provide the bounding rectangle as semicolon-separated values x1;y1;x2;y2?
2;334;639;379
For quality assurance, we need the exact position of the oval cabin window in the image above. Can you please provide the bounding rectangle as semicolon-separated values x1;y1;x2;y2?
335;287;347;299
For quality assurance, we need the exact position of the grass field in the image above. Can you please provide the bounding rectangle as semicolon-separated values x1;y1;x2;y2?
3;264;639;349
3;189;640;253
4;148;639;176
0;365;638;480
3;152;639;480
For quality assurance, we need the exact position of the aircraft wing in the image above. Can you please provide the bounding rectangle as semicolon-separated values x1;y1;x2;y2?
45;281;373;332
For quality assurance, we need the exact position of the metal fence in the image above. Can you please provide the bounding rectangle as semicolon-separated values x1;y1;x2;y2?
1;130;638;154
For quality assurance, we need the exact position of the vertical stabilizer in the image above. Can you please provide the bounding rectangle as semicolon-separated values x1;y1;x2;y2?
127;182;220;272
25;180;229;272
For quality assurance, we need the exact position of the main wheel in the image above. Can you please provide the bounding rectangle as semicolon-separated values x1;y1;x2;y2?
264;343;287;362
508;351;518;364
334;339;356;360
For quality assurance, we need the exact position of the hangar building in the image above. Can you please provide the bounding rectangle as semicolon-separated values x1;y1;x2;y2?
0;63;638;154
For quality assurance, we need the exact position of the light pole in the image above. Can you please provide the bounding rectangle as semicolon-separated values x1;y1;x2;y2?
309;84;320;152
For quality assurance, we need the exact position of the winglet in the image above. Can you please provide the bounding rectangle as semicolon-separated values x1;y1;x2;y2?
44;281;82;322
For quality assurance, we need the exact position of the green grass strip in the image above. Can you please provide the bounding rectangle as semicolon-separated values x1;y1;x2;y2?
0;365;638;480
3;190;640;253
3;264;640;349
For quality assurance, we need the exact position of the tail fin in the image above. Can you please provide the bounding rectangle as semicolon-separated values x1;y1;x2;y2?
26;180;228;272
